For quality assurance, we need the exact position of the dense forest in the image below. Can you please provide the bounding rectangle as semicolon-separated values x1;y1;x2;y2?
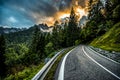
0;0;120;79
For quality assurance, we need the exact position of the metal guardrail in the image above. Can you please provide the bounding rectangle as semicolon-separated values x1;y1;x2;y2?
32;50;64;80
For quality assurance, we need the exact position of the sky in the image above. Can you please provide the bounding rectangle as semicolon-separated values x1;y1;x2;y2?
0;0;87;28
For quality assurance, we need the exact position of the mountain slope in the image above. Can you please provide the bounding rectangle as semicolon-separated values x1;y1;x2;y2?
4;24;52;44
0;27;24;34
90;22;120;52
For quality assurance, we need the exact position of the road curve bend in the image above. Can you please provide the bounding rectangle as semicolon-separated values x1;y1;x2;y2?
58;45;120;80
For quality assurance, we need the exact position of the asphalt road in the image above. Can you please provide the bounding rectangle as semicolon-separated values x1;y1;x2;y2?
57;45;120;80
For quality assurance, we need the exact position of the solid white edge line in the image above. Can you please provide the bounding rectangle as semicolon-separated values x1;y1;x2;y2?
82;46;120;80
88;47;120;64
58;48;75;80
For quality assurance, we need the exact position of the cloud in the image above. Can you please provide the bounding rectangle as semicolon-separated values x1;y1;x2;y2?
0;0;88;27
8;16;17;23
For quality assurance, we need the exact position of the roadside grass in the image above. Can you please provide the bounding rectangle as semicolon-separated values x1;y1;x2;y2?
90;22;120;52
5;62;44;80
44;47;74;80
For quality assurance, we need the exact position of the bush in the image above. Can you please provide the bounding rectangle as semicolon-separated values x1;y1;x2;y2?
45;42;54;55
75;40;80;46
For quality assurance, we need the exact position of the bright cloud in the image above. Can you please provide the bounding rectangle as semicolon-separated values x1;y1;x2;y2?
8;16;17;23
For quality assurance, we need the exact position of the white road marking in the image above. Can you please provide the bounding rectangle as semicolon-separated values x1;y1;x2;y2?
58;48;75;80
82;46;120;80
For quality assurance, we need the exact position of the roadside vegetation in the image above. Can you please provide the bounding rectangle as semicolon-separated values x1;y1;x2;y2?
91;22;120;52
5;62;44;80
90;0;120;52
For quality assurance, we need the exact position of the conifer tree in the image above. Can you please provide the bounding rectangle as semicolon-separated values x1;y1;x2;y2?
66;7;79;46
31;25;45;58
0;35;7;77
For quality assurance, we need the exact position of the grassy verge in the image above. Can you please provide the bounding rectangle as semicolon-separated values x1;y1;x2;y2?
90;22;120;52
44;47;74;80
5;62;44;80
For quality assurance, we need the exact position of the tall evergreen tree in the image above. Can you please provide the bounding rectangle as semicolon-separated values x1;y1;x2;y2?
66;7;80;46
0;35;6;77
51;26;60;50
26;25;46;65
30;25;45;58
86;0;106;38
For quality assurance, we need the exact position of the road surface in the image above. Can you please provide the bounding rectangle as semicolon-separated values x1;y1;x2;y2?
57;45;120;80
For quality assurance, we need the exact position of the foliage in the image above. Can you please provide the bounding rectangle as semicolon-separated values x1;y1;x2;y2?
4;27;34;45
45;42;54;55
29;25;46;64
51;27;60;49
0;35;7;77
66;7;80;46
91;22;120;52
112;5;120;21
5;44;29;74
5;62;44;80
82;0;120;43
75;40;80;46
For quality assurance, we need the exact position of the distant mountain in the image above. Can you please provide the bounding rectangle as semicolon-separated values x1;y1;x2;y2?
0;27;26;34
4;24;52;44
38;24;53;32
0;23;53;35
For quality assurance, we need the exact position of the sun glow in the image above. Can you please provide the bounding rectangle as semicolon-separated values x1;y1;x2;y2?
59;14;70;19
58;7;87;20
42;7;87;26
57;7;87;20
76;8;87;18
36;0;88;26
43;0;88;26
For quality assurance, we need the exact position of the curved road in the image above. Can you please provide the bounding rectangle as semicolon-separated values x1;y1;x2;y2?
57;45;120;80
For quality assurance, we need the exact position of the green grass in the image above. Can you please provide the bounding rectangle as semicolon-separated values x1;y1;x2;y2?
44;47;74;80
5;62;44;80
90;22;120;52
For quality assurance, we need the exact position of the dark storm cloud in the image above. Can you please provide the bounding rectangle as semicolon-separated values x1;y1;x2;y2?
0;0;87;28
1;0;71;16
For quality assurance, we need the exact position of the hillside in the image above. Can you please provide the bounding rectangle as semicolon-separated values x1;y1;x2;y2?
3;24;52;44
90;22;120;52
0;27;24;34
4;27;33;44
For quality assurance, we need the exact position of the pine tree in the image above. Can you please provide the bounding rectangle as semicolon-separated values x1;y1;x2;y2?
52;26;60;50
31;25;45;58
30;25;40;54
26;25;46;65
66;7;80;46
83;0;106;42
105;0;113;20
0;35;7;77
